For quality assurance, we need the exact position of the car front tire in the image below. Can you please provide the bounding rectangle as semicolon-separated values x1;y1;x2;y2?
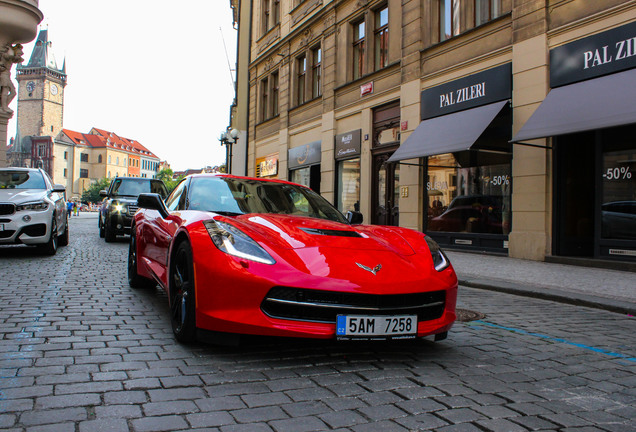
104;216;115;242
39;215;58;256
128;227;156;289
99;215;105;238
58;215;69;247
170;241;197;343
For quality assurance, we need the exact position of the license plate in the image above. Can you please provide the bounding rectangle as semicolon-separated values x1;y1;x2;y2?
336;315;417;340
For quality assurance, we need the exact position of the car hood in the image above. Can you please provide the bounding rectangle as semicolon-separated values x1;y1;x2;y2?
0;189;48;204
227;213;416;255
210;213;452;291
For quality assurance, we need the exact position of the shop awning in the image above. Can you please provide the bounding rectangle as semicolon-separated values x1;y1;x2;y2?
387;100;509;163
512;68;636;143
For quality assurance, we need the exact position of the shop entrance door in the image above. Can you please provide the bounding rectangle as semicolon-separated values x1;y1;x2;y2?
554;132;596;256
372;151;400;226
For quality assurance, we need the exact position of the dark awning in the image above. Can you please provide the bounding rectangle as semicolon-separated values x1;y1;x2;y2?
512;68;636;143
387;100;509;163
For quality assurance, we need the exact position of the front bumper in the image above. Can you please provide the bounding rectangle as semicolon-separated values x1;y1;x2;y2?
0;208;54;245
189;234;458;340
106;212;134;235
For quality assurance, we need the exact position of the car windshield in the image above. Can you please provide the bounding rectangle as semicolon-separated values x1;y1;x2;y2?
188;177;348;223
0;171;46;190
112;179;167;198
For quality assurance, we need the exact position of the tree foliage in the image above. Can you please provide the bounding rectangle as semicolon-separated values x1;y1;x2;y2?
81;177;111;203
157;168;184;193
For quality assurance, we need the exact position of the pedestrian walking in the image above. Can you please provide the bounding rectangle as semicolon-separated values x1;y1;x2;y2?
67;200;73;217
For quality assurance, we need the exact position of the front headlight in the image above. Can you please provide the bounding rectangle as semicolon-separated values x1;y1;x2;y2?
424;236;450;272
16;201;49;212
111;202;126;213
203;219;276;265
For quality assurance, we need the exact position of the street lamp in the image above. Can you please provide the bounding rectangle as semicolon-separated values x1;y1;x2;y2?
219;128;239;174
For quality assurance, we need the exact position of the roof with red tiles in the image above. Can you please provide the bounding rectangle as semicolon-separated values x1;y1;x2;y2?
58;128;160;160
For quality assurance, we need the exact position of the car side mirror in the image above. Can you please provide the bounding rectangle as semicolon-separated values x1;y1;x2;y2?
137;193;169;219
99;189;108;197
346;211;363;224
52;184;66;193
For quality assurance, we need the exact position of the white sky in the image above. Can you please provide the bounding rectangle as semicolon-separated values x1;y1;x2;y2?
8;0;237;172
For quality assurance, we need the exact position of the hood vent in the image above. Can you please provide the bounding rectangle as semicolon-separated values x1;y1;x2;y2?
300;228;362;238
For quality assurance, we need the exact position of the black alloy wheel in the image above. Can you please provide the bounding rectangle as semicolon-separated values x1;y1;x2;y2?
170;241;197;343
128;227;156;289
39;214;58;255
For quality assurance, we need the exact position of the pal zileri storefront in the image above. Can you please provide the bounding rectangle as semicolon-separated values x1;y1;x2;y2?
389;64;513;253
513;21;636;262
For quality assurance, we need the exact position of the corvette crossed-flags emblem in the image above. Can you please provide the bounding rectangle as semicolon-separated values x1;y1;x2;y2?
356;262;382;275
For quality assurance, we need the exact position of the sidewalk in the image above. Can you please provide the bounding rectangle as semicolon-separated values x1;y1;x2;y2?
446;250;636;316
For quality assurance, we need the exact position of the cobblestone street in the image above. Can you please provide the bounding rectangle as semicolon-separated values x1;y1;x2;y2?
0;213;634;431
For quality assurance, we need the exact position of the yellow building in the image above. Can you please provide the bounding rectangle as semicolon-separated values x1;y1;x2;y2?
231;0;636;266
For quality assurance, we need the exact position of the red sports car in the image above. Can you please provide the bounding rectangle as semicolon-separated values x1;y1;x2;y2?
130;174;457;343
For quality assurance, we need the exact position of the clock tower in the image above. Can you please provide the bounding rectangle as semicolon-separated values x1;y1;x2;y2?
15;29;66;139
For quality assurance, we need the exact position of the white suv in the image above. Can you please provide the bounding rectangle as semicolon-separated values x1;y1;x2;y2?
0;167;69;255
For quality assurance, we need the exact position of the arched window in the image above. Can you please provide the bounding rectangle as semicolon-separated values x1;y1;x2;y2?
98;154;103;163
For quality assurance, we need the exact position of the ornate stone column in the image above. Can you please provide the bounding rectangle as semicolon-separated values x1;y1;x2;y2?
0;0;43;167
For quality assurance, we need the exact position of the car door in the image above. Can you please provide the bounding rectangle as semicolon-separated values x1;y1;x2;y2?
142;179;187;287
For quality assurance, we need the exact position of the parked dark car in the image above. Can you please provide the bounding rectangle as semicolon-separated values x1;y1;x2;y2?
428;195;505;234
99;177;168;242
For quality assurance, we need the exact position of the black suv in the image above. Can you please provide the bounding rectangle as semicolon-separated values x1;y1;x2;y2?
99;177;168;242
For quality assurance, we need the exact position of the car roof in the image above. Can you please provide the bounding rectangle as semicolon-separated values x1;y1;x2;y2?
0;167;42;173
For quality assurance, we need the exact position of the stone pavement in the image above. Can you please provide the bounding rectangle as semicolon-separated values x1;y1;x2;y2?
446;250;636;316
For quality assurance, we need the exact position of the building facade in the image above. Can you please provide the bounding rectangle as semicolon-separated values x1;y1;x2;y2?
53;128;162;199
232;0;636;265
0;0;43;167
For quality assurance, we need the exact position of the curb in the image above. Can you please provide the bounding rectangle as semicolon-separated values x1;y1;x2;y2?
458;277;636;316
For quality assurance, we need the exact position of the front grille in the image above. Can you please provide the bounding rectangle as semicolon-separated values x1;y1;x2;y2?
261;287;446;323
127;205;138;216
0;203;15;216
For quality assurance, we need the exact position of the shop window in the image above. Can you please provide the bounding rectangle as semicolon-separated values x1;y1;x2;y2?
296;54;307;106
337;158;361;214
311;46;322;98
475;0;501;26
601;132;636;242
352;20;365;80
440;0;460;42
426;153;511;235
374;6;389;70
